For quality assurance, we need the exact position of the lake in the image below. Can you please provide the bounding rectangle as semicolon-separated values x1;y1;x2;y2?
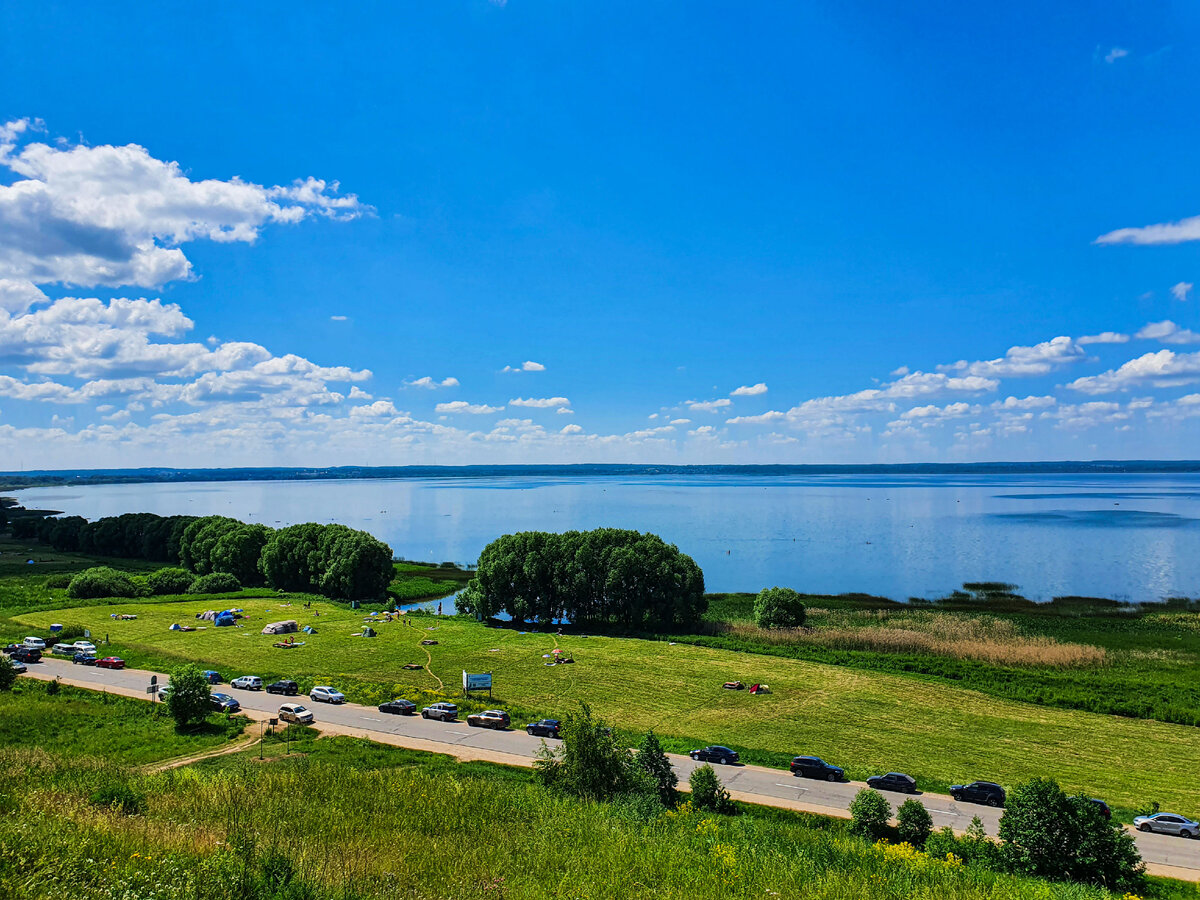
15;473;1200;601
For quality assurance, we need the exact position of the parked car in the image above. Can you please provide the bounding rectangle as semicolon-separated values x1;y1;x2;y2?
157;684;173;701
22;637;46;650
278;702;314;724
1134;813;1199;839
72;651;97;665
525;718;562;738
467;710;511;729
210;692;240;712
379;698;417;715
202;670;222;684
266;679;299;696
690;745;740;765
421;702;458;721
1;644;19;655
867;772;917;794
51;643;77;657
10;660;26;675
1088;798;1111;819
309;685;345;704
950;781;1006;807
231;675;263;690
11;647;41;663
96;656;126;669
72;641;96;654
790;756;845;781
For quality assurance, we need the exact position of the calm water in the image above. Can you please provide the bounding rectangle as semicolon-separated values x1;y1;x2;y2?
16;474;1200;601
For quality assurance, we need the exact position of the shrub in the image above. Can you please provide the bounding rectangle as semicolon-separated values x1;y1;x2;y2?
534;703;641;802
634;730;678;807
147;567;195;595
754;586;806;629
166;664;212;729
188;572;243;594
66;566;140;599
44;574;72;589
896;798;933;847
90;781;143;815
689;764;736;814
0;655;15;692
45;678;60;695
925;817;1003;869
848;788;890;841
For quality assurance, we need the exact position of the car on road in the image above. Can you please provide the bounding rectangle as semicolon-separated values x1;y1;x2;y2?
525;719;561;738
1088;798;1111;819
157;684;173;701
266;679;299;696
690;745;740;765
867;772;917;794
72;651;98;665
73;641;96;654
10;647;42;663
210;692;240;712
421;702;458;721
309;685;345;704
202;670;222;684
51;642;77;657
467;710;511;729
1134;813;1199;838
379;698;417;715
790;756;845;781
950;781;1006;808
96;656;125;669
231;676;263;690
10;660;26;675
278;702;314;724
22;637;46;650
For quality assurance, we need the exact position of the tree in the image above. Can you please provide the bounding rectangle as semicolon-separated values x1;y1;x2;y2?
147;567;195;595
534;703;640;802
188;572;242;594
999;778;1143;890
754;586;806;629
317;526;394;601
896;798;933;847
210;524;272;585
260;523;326;592
0;654;15;692
848;788;891;841
166;664;212;729
634;730;678;807
0;502;7;532
689;764;735;814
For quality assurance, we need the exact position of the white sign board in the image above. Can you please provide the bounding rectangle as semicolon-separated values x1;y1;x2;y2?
462;671;492;691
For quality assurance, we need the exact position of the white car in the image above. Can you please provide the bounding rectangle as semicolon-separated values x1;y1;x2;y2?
231;675;263;690
157;684;173;700
309;685;345;704
73;641;96;654
22;637;46;650
51;643;77;656
278;703;315;724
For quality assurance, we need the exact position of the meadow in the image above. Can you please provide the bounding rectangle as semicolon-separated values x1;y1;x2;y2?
2;688;1194;900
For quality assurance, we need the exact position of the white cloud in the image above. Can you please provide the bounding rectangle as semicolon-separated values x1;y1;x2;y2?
669;418;691;425
730;383;768;397
348;386;372;400
687;398;733;412
406;376;459;389
1045;401;1131;430
901;402;975;420
503;360;545;372
509;396;570;408
1171;282;1193;302
1067;349;1200;394
0;277;48;314
727;411;786;425
1096;215;1200;246
330;315;348;321
560;423;583;434
939;336;1084;378
1077;331;1129;345
555;407;574;415
1135;320;1200;345
1105;47;1129;63
991;395;1056;410
435;400;504;414
349;400;400;418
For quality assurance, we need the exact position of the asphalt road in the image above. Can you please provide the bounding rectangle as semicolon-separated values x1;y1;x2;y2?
23;657;1200;881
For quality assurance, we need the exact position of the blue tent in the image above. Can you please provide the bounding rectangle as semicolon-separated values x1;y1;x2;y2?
214;610;237;627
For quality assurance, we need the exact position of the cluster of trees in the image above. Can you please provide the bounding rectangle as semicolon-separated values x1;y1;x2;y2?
753;586;807;629
65;566;246;599
459;529;706;628
22;511;395;602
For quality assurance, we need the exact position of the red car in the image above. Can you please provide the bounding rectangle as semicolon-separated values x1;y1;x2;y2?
96;656;126;669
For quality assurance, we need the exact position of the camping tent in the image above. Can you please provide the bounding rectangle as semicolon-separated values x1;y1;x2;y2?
261;620;299;635
214;610;237;627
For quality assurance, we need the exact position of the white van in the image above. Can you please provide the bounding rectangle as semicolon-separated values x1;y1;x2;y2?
23;636;46;650
73;641;96;654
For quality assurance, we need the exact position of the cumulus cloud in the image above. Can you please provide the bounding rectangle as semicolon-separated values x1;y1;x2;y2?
687;398;733;412
727;411;786;425
502;360;545;372
730;383;767;397
939;336;1084;378
330;315;348;321
1135;320;1200;345
991;395;1056;410
435;400;504;414
560;423;583;434
349;400;400;418
1067;349;1200;394
406;376;459;389
555;407;574;415
508;396;570;408
1096;215;1200;246
1172;282;1194;302
1077;331;1129;346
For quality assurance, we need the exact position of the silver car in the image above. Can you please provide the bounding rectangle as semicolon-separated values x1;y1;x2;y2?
1133;813;1199;839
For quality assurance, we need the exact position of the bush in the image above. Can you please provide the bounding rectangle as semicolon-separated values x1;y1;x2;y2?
896;798;933;847
754;586;806;629
90;781;143;815
689;764;736;814
0;655;15;692
634;730;678;807
534;703;642;802
166;664;212;729
147;567;195;595
188;572;243;594
925;817;1003;869
66;566;140;599
44;574;72;589
848;788;890;841
45;678;60;695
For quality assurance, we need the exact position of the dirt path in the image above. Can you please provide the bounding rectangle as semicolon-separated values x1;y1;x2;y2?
142;729;260;773
418;631;444;691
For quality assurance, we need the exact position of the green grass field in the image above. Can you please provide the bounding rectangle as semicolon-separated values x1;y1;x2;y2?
12;592;1200;817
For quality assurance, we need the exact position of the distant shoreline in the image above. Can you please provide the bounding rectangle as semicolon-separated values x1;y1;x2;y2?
6;459;1200;492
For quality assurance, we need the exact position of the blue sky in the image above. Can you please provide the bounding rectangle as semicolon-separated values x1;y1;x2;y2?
2;0;1200;466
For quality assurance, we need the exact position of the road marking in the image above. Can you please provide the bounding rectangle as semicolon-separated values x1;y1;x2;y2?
775;783;808;791
358;716;382;722
447;730;471;735
924;809;960;817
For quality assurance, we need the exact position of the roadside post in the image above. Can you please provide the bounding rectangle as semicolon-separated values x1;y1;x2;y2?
148;674;158;702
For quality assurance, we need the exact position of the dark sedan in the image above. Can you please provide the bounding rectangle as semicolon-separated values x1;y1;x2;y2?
526;719;562;738
210;692;241;712
379;698;417;715
950;781;1006;807
10;660;26;675
867;772;917;794
73;651;98;666
8;647;41;664
790;756;845;781
690;745;739;765
266;680;299;696
202;670;222;684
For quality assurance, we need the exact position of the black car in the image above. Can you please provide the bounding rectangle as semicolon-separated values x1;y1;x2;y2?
790;756;845;781
950;781;1006;807
72;651;98;666
10;647;41;664
1088;798;1111;819
690;745;739;765
379;698;417;715
866;772;917;794
210;693;241;712
266;680;299;696
526;718;562;738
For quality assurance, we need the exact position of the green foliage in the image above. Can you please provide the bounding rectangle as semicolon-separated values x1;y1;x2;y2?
67;566;142;599
460;528;706;628
210;524;271;586
848;788;891;840
166;664;213;729
534;702;643;802
259;523;325;592
258;522;394;601
754;586;807;629
634;730;678;807
90;781;144;815
897;797;934;846
0;654;15;692
188;572;243;594
688;763;736;814
45;678;60;695
147;567;195;595
43;573;72;589
999;777;1144;890
925;817;1003;869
